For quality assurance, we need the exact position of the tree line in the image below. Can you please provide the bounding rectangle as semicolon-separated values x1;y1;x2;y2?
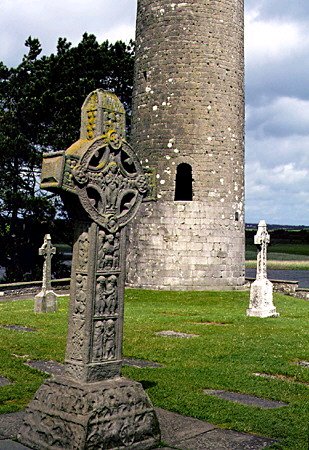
0;34;134;281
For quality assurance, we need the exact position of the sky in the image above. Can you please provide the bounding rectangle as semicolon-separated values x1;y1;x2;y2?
0;0;308;226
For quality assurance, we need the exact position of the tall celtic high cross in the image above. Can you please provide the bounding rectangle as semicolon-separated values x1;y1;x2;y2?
34;234;57;313
20;90;160;450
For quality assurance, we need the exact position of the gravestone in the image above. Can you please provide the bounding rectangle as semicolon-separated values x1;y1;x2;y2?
34;234;58;313
247;220;279;318
19;90;160;450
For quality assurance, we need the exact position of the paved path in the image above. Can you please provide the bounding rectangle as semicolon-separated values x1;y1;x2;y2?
0;408;276;450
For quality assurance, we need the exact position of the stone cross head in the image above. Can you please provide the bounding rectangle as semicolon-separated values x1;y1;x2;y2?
254;220;270;247
38;234;56;258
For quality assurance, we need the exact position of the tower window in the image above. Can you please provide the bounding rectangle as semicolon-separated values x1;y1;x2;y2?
174;163;193;201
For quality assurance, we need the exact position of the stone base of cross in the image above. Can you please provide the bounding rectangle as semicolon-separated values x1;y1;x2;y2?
34;289;58;313
20;376;159;450
247;278;279;318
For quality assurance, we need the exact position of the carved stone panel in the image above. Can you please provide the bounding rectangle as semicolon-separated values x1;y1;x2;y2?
74;274;87;314
70;317;86;361
97;230;120;272
95;274;118;316
72;132;149;232
92;319;117;362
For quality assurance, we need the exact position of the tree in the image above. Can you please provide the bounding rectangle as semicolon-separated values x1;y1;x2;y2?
0;34;135;281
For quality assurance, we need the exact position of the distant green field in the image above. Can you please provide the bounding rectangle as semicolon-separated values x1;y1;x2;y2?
246;260;309;270
245;243;309;270
246;244;309;258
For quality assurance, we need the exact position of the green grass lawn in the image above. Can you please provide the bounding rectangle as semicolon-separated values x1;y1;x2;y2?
0;291;308;449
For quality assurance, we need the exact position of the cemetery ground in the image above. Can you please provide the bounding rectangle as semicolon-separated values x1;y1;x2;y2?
0;291;308;449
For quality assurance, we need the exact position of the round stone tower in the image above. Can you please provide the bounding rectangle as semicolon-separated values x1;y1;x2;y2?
126;0;245;290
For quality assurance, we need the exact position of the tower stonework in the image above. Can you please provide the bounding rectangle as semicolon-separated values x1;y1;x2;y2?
127;0;245;290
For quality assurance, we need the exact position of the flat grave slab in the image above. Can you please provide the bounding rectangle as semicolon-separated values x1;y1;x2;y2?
0;440;30;450
296;360;309;368
25;360;65;376
204;389;288;409
177;428;277;450
254;372;309;386
155;330;199;338
155;407;216;445
2;325;35;333
0;411;25;440
0;377;10;387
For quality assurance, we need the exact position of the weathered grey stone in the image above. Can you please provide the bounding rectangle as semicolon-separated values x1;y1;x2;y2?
34;234;58;313
1;408;279;450
253;372;309;386
247;221;279;318
0;376;11;387
297;360;309;368
177;428;277;450
204;389;288;409
20;376;160;450
127;0;245;290
0;440;30;450
19;90;160;450
25;360;65;376
155;407;277;449
0;412;26;440
155;407;216;446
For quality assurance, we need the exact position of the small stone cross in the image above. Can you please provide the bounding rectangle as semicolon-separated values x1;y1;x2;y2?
34;234;58;313
38;234;56;291
247;220;279;318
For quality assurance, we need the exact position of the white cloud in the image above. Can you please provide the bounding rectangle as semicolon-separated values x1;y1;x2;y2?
244;2;309;224
0;0;136;67
247;96;309;138
245;10;303;65
97;24;135;45
246;158;309;225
